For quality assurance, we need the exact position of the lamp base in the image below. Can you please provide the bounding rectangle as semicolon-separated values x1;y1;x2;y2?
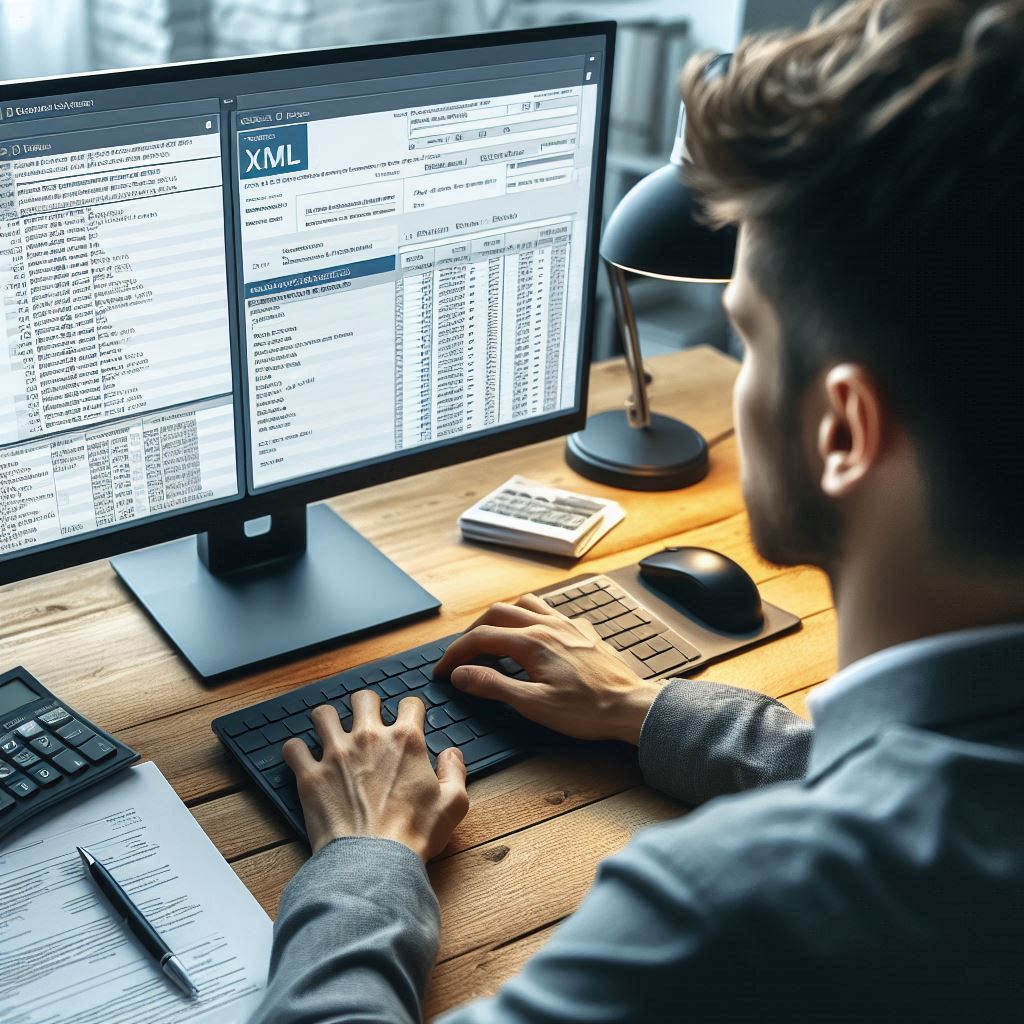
565;410;709;491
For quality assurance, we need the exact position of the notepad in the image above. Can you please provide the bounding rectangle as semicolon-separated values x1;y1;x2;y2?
0;761;273;1024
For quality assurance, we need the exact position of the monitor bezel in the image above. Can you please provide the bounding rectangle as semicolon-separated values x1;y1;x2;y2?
0;21;615;586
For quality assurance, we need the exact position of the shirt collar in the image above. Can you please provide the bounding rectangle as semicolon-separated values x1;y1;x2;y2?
806;622;1024;776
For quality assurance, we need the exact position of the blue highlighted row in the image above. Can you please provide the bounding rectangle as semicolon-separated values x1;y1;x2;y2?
244;255;396;299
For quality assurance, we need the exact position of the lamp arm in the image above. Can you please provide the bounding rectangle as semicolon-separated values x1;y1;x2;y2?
605;260;651;429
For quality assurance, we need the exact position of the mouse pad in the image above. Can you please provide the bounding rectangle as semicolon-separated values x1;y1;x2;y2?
534;566;801;676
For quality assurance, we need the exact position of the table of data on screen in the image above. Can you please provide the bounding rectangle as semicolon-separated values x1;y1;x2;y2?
0;115;237;554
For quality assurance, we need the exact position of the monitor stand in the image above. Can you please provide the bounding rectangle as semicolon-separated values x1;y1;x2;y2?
110;503;440;679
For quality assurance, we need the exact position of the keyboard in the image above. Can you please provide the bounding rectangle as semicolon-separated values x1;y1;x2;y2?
0;666;139;842
213;574;709;839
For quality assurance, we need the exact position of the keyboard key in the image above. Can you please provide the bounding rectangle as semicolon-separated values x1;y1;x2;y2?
377;659;406;678
646;650;691;675
0;762;16;780
620;597;640;612
422;682;451;707
648;635;673;654
52;749;89;775
28;763;62;786
563;587;584;600
222;718;248;737
15;721;43;739
616;613;645;632
252;745;285;771
237;732;266;753
545;592;570;607
262;723;290;744
340;675;365;694
605;586;627;600
590;590;614;607
283;713;310;735
631;641;658;661
426;707;451;730
400;652;428;670
1;738;20;755
242;709;269;730
442;700;470;723
603;601;627;618
360;668;386;685
30;734;65;757
381;676;407;697
80;736;118;763
583;608;611;625
595;621;619;639
317;677;344;699
7;776;37;799
562;601;583;616
579;581;602;595
631;623;662;644
575;595;598;611
303;691;326;708
0;789;13;813
282;698;305;717
444;723;475;745
262;764;292;789
672;638;703;662
262;703;289;723
425;731;450;755
12;748;39;769
419;645;447;662
399;669;425;690
458;733;513;767
38;706;71;727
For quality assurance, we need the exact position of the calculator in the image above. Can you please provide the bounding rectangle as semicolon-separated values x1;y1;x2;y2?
0;667;139;843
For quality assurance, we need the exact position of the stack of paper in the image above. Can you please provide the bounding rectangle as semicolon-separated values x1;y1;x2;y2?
0;761;273;1024
460;475;625;558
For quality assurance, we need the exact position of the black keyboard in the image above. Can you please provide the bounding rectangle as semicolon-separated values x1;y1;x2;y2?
0;667;139;842
214;574;707;839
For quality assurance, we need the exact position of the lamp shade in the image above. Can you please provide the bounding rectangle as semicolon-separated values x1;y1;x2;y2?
600;163;736;282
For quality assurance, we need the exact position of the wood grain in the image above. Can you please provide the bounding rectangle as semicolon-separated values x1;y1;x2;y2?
0;347;841;1013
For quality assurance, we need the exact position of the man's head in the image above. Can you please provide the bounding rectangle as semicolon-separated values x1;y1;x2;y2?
681;0;1024;578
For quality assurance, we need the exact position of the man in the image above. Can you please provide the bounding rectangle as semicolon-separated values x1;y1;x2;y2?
251;1;1024;1019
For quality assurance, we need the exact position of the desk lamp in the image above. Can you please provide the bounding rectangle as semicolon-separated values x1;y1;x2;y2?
566;54;736;490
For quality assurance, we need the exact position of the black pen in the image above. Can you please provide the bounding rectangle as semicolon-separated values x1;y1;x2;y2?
77;846;199;998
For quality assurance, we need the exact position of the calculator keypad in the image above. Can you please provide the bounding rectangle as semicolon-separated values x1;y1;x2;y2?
0;667;139;840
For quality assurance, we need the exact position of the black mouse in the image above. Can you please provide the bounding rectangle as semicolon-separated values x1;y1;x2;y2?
638;546;764;633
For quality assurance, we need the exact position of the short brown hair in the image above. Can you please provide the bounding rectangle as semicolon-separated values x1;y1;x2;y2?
681;0;1024;562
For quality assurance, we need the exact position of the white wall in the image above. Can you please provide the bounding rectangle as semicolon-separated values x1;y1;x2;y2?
675;0;746;52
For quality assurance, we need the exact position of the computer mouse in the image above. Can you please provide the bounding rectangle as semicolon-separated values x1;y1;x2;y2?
638;546;764;633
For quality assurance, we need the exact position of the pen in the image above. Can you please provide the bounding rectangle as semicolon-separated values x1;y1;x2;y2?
77;846;199;999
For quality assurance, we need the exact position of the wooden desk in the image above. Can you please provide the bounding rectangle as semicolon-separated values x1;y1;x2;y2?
0;346;836;1018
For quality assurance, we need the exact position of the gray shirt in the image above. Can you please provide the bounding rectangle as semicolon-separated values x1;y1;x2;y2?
249;624;1024;1022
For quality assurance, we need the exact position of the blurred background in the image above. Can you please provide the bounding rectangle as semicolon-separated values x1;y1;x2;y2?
0;0;819;362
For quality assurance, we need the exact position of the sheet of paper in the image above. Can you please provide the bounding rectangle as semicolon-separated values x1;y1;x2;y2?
0;761;273;1024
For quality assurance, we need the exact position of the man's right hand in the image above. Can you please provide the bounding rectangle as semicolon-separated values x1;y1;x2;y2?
433;594;663;746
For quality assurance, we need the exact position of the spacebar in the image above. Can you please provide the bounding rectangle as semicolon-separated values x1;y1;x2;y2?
459;733;513;766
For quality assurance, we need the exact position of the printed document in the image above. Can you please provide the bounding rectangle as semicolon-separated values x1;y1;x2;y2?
0;761;272;1024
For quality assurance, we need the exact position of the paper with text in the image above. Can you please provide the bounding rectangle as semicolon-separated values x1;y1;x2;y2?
0;761;272;1024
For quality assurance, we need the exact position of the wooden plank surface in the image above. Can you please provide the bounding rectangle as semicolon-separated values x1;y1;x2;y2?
0;346;837;1018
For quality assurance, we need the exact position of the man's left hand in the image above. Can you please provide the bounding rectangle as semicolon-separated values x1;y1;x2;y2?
283;691;470;861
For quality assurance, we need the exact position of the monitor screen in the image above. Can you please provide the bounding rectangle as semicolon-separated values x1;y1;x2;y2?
0;29;608;564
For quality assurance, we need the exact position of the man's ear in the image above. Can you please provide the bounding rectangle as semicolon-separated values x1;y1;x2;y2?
817;364;885;499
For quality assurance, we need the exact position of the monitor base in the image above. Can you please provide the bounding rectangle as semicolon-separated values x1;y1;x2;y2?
111;503;440;679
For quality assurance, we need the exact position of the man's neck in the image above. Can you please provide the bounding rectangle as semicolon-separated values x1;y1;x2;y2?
831;556;1024;670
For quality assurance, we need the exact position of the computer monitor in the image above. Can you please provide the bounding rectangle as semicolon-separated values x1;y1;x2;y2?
0;23;614;677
